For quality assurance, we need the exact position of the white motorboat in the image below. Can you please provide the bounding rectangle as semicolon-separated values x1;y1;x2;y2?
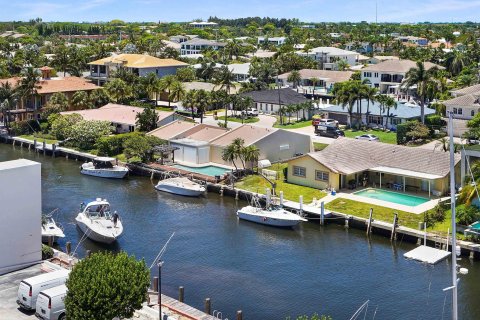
75;199;123;244
154;177;206;197
41;215;65;243
237;205;307;227
80;157;128;179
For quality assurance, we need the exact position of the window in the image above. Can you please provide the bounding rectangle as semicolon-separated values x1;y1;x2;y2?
293;166;306;177
374;72;378;77
271;104;274;111
453;108;457;114
391;118;402;125
472;110;475;117
363;72;372;77
315;170;329;181
280;144;290;151
458;108;463;115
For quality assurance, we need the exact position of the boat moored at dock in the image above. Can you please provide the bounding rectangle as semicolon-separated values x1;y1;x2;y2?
41;215;65;243
154;177;206;197
237;205;307;227
75;199;123;244
80;157;128;179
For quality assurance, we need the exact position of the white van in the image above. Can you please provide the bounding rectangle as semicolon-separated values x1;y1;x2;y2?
17;269;70;311
35;285;67;320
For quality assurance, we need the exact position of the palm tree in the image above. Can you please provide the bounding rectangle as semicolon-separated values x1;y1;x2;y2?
333;82;355;127
71;91;93;110
52;45;70;76
309;77;319;96
243;145;260;172
382;95;397;129
401;61;439;124
142;72;160;104
363;86;377;126
104;78;132;104
16;67;41;119
445;51;469;76
213;66;235;128
231;138;246;169
158;75;177;108
168;81;186;105
193;89;210;123
0;82;18;130
285;104;296;124
182;90;196;121
287;70;302;92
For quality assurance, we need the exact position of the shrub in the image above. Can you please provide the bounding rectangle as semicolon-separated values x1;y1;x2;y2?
41;244;54;260
50;114;83;140
396;122;409;144
95;132;143;156
457;206;480;226
69;120;114;150
10;120;32;135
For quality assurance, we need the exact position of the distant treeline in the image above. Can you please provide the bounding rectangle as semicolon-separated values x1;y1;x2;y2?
208;16;299;28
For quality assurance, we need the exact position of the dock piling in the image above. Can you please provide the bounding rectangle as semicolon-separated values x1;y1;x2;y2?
47;236;53;247
345;216;350;228
43;141;46;155
150;171;154;180
86;250;91;257
279;191;284;206
299;195;303;213
66;241;71;255
236;310;243;320
219;187;224;196
204;298;211;315
235;190;239;200
320;201;325;225
470;251;475;259
391;213;398;241
33;139;37;152
178;286;184;302
366;208;373;235
153;277;158;292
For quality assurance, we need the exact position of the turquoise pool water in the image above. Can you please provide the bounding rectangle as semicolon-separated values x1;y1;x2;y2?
172;164;231;177
471;221;480;230
354;188;429;206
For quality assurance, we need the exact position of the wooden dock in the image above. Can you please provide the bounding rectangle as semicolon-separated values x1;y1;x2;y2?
148;293;218;320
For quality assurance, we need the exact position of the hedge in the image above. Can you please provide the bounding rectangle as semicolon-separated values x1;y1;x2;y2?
96;132;144;156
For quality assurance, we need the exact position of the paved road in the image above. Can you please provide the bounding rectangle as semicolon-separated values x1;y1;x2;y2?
0;264;43;320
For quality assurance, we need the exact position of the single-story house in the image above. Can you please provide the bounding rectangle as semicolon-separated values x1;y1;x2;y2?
322;100;436;129
61;103;176;133
209;124;313;166
239;88;308;115
227;63;251;82
286;138;460;197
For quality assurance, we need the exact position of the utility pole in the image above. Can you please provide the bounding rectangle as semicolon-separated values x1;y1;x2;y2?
375;0;378;24
448;111;458;320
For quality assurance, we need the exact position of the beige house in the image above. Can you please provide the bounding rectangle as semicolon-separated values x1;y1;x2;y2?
287;138;460;197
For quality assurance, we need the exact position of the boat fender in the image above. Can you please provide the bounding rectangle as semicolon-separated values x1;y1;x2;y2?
263;216;267;221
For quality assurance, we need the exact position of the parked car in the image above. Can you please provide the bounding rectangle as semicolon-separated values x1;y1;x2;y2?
312;118;338;127
35;285;67;320
315;125;345;138
242;108;259;117
17;269;70;311
355;134;379;141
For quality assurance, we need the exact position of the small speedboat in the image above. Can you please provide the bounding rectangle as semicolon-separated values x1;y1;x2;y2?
41;215;65;243
75;199;123;244
154;177;206;197
80;157;128;179
237;205;307;227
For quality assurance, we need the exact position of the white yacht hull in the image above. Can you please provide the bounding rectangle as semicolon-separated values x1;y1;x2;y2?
154;177;206;197
237;206;307;227
41;234;63;243
75;215;122;244
155;184;205;196
80;167;128;179
41;220;65;243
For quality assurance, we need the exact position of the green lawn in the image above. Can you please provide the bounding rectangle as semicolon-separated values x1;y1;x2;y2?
217;116;259;123
274;119;312;129
155;106;174;112
325;198;424;229
18;134;59;145
313;142;329;151
428;204;468;240
236;163;326;203
343;129;397;144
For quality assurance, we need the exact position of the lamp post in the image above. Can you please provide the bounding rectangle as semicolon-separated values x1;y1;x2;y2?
158;260;164;320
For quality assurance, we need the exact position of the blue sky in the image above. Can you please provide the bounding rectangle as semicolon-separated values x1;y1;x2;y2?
0;0;479;23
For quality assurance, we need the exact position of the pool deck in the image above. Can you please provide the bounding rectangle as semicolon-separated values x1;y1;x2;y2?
147;163;219;183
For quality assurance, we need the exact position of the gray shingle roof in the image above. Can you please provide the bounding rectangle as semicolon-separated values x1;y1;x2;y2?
362;59;442;73
239;88;308;105
324;100;436;119
181;38;226;46
450;84;480;96
443;94;480;107
307;138;459;177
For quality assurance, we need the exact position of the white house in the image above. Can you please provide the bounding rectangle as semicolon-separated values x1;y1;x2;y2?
296;47;359;70
0;159;41;275
188;21;218;29
180;38;226;55
227;63;251;82
257;36;286;46
361;59;442;95
444;84;480;120
88;54;188;85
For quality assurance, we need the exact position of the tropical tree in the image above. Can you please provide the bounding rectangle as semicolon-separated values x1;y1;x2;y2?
287;70;302;91
90;88;109;108
222;143;239;171
213;66;236;127
71;91;93;110
182;90;197;120
243;145;260;172
52;45;70;76
333;82;355;127
142;72;160;104
401;61;439;124
381;95;397;129
16;67;41;118
363;86;377;126
65;251;150;320
168;81;186;104
136;107;159;132
445;51;469;76
193;89;210;123
158;75;177;107
309;77;319;96
0;81;18;130
104;78;133;104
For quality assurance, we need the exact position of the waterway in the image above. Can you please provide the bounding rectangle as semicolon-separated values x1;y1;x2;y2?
1;143;480;320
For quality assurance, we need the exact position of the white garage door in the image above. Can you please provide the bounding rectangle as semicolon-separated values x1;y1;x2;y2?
172;144;184;162
198;147;209;164
183;147;197;164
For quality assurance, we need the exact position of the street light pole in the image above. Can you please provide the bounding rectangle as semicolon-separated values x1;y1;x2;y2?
158;260;164;320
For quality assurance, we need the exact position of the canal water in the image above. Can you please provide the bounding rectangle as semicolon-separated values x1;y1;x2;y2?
1;144;480;320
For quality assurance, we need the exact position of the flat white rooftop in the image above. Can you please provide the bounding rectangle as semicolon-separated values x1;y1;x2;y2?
404;245;450;264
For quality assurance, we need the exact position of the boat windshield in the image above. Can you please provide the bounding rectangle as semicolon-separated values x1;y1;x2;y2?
93;160;114;169
85;204;112;219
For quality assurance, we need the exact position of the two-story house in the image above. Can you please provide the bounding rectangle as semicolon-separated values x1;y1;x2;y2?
443;84;480;120
361;59;441;95
180;38;226;56
257;36;286;46
296;47;359;70
88;54;187;85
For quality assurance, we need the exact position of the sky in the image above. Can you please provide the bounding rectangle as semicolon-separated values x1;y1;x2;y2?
0;0;479;23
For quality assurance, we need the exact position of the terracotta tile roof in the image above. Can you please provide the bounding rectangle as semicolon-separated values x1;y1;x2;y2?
61;103;174;126
36;77;99;94
443;94;480;107
88;54;188;68
148;120;198;140
210;124;277;147
450;84;480;96
0;77;21;88
306;137;459;177
362;59;442;73
278;69;353;82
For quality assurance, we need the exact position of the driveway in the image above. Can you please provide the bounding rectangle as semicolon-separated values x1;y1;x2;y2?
288;125;337;144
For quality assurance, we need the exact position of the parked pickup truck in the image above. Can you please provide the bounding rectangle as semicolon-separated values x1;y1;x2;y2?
312;118;338;127
242;108;259;117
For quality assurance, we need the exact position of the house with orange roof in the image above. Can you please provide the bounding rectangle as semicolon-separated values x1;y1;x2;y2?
61;103;176;133
87;54;188;85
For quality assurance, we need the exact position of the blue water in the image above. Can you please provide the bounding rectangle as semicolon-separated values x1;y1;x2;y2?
354;188;429;206
173;164;231;177
471;221;480;230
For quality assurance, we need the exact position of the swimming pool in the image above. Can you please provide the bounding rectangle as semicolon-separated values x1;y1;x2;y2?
354;188;429;206
172;164;231;177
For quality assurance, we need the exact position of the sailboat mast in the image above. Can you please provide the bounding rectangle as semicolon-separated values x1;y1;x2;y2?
448;111;458;320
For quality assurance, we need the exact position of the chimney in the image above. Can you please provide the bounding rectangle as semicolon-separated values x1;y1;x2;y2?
39;66;53;80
